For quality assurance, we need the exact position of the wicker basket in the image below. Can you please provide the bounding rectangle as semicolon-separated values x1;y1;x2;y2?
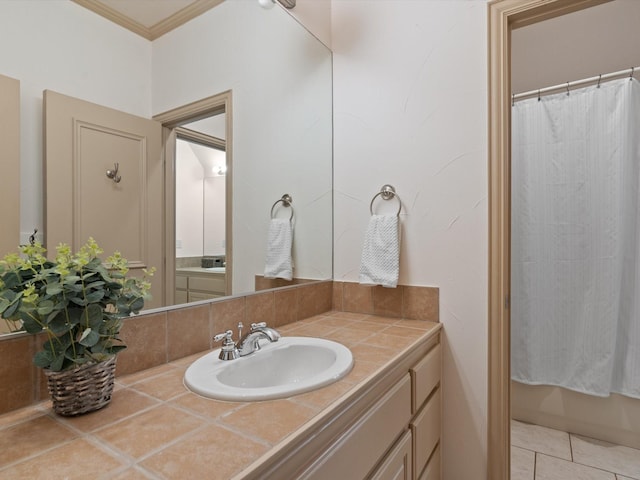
44;356;117;416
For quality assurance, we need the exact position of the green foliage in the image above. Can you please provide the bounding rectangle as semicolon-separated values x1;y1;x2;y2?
0;238;154;372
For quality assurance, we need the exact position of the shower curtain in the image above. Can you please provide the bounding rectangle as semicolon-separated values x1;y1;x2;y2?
511;77;640;399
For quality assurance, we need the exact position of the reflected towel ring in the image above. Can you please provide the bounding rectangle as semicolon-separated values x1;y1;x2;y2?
369;184;402;217
270;194;294;221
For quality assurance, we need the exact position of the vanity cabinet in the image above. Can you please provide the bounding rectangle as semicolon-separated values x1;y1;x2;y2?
175;269;225;302
291;337;441;480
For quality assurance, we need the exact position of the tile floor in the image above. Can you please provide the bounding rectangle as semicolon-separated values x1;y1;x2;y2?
511;420;640;480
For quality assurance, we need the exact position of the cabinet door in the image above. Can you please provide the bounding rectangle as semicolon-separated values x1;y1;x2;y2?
175;290;188;304
301;374;412;480
418;445;441;480
370;430;412;480
411;387;440;477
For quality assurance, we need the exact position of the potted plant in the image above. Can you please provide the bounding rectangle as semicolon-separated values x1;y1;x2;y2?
0;238;153;416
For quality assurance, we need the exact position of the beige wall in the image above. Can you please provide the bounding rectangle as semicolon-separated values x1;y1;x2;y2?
512;0;640;93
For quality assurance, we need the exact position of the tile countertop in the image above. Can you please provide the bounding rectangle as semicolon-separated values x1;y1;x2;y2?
0;311;441;480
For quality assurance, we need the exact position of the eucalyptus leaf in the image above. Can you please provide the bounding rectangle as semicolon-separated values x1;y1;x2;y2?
37;300;55;316
48;311;73;335
33;350;53;368
46;284;63;295
86;304;103;328
69;296;87;306
21;315;44;334
2;271;22;289
79;327;99;347
85;290;104;304
50;352;66;372
67;307;84;325
1;296;21;319
62;275;81;285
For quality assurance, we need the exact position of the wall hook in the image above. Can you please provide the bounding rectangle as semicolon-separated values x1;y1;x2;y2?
29;228;38;246
106;163;121;184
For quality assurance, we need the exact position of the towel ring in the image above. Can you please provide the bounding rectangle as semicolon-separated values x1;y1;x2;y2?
369;184;401;217
270;194;294;221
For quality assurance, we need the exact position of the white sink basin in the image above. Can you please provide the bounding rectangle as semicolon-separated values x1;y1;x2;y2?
184;337;353;401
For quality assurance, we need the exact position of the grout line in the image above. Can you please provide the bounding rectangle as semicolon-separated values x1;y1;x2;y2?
568;433;574;462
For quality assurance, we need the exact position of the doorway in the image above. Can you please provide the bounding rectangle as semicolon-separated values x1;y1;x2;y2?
487;1;617;478
153;90;232;305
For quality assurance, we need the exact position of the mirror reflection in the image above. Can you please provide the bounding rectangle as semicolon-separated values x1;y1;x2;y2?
153;0;333;300
0;0;333;334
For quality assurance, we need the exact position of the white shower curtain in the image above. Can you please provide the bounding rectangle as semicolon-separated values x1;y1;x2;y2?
511;77;640;399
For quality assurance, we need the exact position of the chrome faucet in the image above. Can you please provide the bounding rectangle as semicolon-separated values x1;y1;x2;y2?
212;322;280;361
237;322;281;357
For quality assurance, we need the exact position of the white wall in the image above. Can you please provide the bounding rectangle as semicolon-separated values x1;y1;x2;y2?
0;1;151;245
175;140;205;258
204;175;227;256
331;1;488;478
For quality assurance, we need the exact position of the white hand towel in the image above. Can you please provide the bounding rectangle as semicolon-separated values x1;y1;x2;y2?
359;214;399;288
264;218;293;280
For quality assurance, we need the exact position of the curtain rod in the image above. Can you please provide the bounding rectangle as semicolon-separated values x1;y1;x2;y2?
513;66;639;103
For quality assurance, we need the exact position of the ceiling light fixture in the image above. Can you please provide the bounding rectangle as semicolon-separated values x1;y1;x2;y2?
258;0;296;9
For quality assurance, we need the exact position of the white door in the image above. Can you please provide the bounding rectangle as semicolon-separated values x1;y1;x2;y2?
44;90;164;308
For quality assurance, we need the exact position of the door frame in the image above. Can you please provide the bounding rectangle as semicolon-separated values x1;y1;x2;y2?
153;90;233;305
486;1;611;478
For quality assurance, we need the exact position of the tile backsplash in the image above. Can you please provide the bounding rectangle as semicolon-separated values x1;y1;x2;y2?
0;280;438;415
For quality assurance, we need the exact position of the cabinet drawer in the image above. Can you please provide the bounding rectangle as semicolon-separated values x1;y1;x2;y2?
189;275;225;294
411;387;440;477
370;429;412;480
418;445;441;480
188;291;219;302
302;374;412;480
175;275;188;289
411;344;441;412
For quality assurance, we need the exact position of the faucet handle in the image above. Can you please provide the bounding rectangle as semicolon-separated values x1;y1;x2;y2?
250;322;267;330
213;330;239;361
213;330;234;344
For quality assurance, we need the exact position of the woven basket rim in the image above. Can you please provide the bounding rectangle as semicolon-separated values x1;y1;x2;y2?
43;355;117;377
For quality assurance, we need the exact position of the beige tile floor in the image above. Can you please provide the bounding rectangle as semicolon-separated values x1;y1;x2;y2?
511;420;640;480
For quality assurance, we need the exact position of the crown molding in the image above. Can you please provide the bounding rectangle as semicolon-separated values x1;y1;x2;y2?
71;0;224;41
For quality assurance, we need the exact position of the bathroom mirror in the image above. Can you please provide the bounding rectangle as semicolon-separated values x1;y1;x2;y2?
0;0;333;329
154;0;333;302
